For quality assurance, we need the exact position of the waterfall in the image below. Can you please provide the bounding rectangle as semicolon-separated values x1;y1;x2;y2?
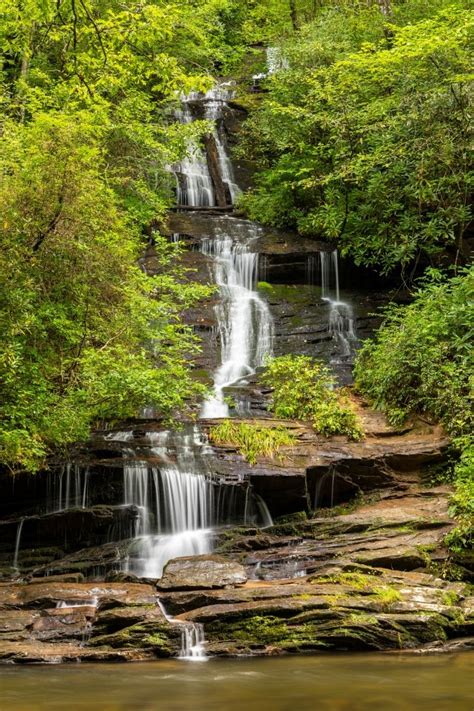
175;102;215;207
13;518;25;570
47;464;90;513
203;88;240;203
306;250;358;362
266;46;289;74
200;227;274;418
179;623;207;660
122;427;270;579
157;599;207;661
174;84;239;207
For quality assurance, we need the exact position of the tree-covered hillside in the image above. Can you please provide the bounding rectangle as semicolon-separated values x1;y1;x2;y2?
239;0;473;274
0;0;242;471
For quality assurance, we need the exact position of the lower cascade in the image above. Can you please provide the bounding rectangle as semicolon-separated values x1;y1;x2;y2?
120;427;272;579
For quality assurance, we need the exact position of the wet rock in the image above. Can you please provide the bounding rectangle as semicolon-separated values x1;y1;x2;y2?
157;555;248;590
30;540;133;580
173;570;472;656
354;547;430;571
0;506;139;561
0;640;153;664
0;581;157;609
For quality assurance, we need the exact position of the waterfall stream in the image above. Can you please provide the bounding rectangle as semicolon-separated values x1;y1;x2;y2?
308;250;358;362
200;228;274;418
121;427;271;580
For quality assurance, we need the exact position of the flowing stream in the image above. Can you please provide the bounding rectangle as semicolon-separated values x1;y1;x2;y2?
1;653;472;711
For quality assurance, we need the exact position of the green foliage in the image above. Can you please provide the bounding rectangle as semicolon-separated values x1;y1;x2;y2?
445;444;474;552
0;113;213;472
354;269;473;436
0;0;242;472
355;268;473;550
209;420;296;465
262;355;363;439
239;0;473;273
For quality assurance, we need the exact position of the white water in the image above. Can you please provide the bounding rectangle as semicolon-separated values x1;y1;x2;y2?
203;86;240;203
175;102;215;207
308;250;358;362
200;226;274;418
157;599;207;661
122;427;272;579
174;84;239;207
56;598;98;610
13;518;24;570
179;623;207;660
47;463;90;512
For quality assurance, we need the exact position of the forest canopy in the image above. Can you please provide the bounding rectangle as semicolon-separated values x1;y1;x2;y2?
239;0;473;274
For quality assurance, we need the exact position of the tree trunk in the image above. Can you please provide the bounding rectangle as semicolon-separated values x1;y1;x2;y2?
289;0;299;31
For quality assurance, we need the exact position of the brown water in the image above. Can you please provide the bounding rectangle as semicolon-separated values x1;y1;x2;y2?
0;653;473;711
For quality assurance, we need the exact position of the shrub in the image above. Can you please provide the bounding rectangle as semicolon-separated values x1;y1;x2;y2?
355;268;473;550
262;355;363;440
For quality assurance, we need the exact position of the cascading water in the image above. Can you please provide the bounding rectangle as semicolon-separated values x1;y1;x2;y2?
122;427;271;579
13;518;24;570
200;225;274;418
174;84;239;208
175;102;215;207
308;250;358;362
47;463;90;513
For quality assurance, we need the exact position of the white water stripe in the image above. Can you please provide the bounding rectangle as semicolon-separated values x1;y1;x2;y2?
200;230;274;418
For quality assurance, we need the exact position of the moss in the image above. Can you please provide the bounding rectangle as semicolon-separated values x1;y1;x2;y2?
257;282;318;305
89;621;178;656
372;586;402;607
316;572;376;591
274;511;308;525
441;590;461;606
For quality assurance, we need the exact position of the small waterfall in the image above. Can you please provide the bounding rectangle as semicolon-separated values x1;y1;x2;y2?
200;227;274;418
266;46;289;74
13;518;25;570
307;250;358;362
314;468;337;510
122;427;270;579
175;102;215;207
157;600;207;661
47;464;90;512
203;87;240;203
56;598;98;609
179;623;207;660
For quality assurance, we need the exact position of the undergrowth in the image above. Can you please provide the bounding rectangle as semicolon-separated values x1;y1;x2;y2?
209;420;296;465
262;355;363;440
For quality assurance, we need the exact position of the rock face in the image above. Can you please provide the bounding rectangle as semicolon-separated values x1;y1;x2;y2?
174;569;474;656
157;555;247;590
0;581;181;664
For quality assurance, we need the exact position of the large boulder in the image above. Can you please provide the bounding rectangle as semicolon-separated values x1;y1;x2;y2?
157;554;247;590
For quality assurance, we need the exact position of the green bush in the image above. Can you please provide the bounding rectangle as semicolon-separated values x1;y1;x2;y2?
445;443;474;552
209;420;296;465
262;355;363;440
354;268;473;437
355;268;473;550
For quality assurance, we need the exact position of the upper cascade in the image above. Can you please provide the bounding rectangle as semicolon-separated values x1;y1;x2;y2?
174;84;240;208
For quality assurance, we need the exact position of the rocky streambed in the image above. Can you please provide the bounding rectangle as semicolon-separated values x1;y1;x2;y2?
0;415;472;664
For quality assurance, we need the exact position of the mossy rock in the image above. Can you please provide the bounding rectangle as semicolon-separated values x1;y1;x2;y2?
88;620;180;657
